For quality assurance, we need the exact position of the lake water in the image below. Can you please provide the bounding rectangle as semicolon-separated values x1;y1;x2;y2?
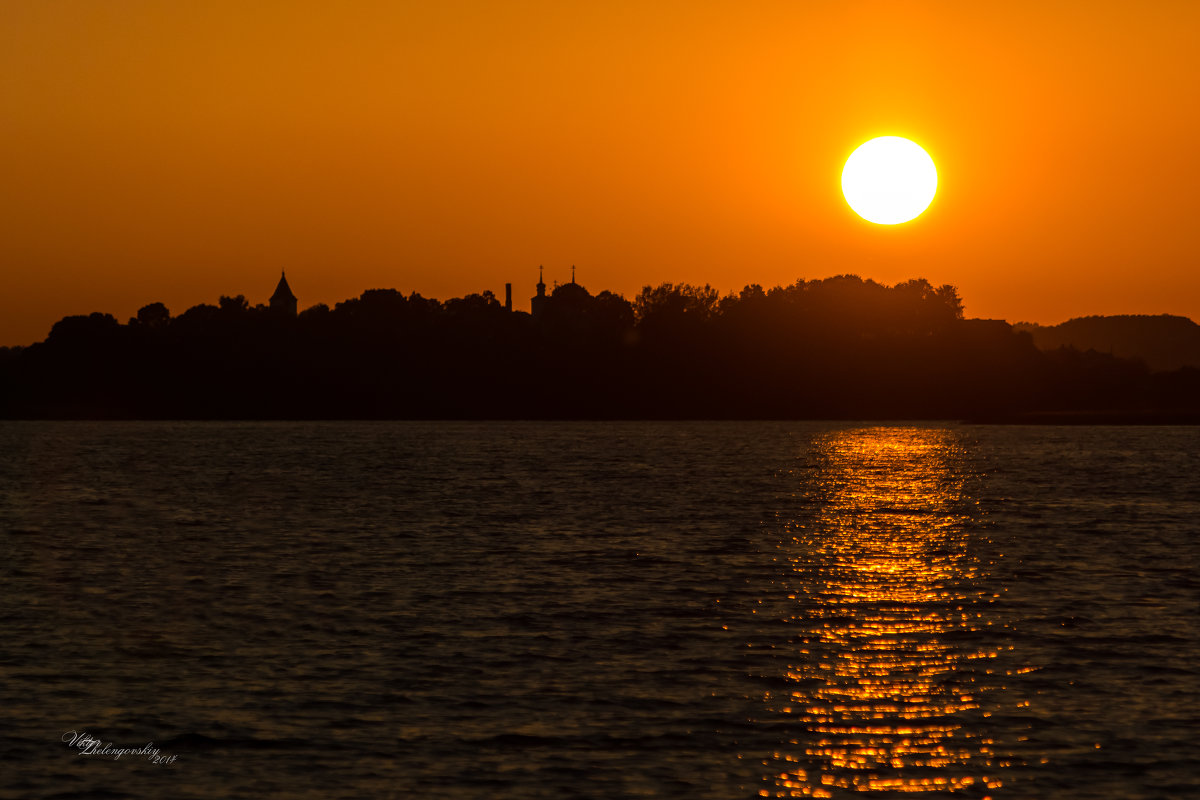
1;422;1197;799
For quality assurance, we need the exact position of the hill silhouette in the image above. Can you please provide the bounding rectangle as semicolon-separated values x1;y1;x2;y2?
1015;314;1200;372
1;276;1198;420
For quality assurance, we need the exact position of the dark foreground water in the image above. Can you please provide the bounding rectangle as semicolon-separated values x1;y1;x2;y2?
1;422;1197;799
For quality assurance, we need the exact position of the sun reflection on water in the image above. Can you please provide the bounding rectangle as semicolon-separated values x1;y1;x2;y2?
761;426;1007;797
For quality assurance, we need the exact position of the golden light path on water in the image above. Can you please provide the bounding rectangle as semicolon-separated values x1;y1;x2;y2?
760;427;1019;797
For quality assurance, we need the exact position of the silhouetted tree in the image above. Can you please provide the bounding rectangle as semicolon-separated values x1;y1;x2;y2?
218;294;250;314
299;303;330;320
2;275;1197;420
133;302;170;328
633;282;720;323
1017;314;1200;372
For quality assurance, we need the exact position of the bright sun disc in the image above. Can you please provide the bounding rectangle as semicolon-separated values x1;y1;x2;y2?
842;136;937;224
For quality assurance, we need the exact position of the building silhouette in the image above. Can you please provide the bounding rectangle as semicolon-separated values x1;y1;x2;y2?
528;265;582;318
270;271;298;316
531;266;548;320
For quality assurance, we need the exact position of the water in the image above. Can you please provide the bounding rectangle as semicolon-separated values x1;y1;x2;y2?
1;422;1197;799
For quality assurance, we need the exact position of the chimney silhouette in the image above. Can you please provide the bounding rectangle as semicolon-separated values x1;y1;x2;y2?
505;283;512;312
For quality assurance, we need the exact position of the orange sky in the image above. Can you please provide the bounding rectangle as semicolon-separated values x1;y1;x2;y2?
1;1;1197;345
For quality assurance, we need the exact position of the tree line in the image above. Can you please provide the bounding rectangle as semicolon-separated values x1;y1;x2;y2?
1016;314;1200;373
1;275;1197;419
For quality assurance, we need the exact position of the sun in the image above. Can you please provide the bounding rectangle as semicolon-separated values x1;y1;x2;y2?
842;137;937;225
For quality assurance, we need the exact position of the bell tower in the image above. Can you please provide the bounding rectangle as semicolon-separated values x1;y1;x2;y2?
531;266;548;319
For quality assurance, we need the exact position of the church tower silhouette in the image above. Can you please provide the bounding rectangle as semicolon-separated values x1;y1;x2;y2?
270;271;298;317
531;266;548;320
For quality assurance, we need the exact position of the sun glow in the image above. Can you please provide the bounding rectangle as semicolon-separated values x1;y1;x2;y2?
842;137;938;225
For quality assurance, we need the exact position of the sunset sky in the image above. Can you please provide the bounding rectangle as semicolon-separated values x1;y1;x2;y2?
2;1;1197;345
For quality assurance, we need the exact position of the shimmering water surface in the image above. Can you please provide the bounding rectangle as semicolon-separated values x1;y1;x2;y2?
1;422;1197;799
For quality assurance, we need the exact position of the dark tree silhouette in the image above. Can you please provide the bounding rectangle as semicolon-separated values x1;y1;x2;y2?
132;302;171;328
1017;314;1200;372
1;275;1196;420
